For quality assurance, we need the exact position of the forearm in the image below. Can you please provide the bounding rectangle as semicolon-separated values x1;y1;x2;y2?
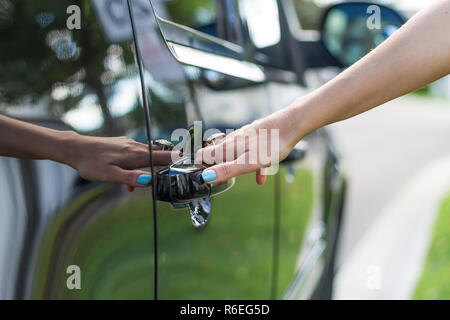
0;115;175;189
0;115;76;164
290;0;450;141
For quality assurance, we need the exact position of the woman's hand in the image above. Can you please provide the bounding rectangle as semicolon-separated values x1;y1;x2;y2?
196;105;304;185
64;133;175;191
0;115;175;191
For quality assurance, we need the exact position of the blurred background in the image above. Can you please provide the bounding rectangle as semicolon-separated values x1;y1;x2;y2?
291;0;450;300
0;0;449;300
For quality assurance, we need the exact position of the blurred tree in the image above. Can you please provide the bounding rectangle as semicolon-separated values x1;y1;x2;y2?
0;0;135;135
293;0;324;30
164;0;215;28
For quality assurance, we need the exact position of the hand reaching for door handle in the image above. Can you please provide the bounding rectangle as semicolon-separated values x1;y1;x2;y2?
196;0;450;185
66;134;177;192
196;112;298;186
0;115;176;192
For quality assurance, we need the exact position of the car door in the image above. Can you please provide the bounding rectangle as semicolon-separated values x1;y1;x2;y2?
0;0;158;299
235;0;343;299
130;0;279;299
0;157;29;299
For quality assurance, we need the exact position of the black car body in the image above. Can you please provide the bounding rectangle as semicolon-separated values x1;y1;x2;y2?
0;0;352;299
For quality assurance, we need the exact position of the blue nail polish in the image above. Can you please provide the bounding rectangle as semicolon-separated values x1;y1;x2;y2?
202;170;216;182
137;174;152;185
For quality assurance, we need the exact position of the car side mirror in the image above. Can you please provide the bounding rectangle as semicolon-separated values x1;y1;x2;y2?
320;2;406;67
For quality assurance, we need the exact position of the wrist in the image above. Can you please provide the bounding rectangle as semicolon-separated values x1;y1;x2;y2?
52;130;83;168
282;96;314;145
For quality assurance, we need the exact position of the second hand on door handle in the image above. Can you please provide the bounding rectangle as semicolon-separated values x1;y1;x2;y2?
152;133;234;229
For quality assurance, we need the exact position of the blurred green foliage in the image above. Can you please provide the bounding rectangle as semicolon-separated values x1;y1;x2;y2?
410;84;430;96
414;192;450;299
164;0;215;27
293;0;324;30
0;0;136;134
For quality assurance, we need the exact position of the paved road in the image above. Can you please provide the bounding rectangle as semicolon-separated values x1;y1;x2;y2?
333;155;450;299
328;95;450;266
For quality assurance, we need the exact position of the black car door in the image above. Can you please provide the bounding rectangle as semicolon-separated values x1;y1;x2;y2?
130;0;279;299
236;0;339;299
0;0;158;299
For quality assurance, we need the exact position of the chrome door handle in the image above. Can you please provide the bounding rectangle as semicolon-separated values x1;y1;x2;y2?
155;158;234;203
153;132;233;229
154;156;234;229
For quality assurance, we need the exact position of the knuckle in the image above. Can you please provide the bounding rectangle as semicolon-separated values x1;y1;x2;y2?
202;147;216;165
131;147;143;156
121;144;131;152
126;172;136;185
220;163;231;179
130;139;141;145
195;148;203;159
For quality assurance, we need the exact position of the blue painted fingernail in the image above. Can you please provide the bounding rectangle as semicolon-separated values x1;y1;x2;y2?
202;170;216;182
137;174;152;185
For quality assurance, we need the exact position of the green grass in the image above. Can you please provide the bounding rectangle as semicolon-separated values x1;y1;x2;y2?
414;192;450;299
156;169;314;299
32;169;313;299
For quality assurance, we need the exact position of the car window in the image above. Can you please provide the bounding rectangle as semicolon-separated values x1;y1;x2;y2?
0;0;148;139
238;0;281;49
154;0;218;36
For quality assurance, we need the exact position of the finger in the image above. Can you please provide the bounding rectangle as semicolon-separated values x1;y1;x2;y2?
256;168;267;185
195;145;215;165
152;150;181;166
201;152;262;184
195;137;232;165
124;150;179;169
109;167;153;188
196;130;259;166
151;144;162;150
195;140;240;165
127;185;135;192
132;141;163;151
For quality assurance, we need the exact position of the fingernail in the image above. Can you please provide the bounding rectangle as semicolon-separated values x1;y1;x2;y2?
137;174;152;185
202;170;216;182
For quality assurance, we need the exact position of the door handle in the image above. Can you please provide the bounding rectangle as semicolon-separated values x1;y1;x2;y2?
155;158;234;203
153;133;234;229
155;157;235;229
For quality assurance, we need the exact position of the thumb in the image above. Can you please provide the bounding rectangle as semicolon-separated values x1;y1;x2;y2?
256;168;267;185
201;153;262;183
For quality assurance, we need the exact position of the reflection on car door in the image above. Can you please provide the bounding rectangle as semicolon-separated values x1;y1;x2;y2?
131;0;278;299
0;0;157;299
